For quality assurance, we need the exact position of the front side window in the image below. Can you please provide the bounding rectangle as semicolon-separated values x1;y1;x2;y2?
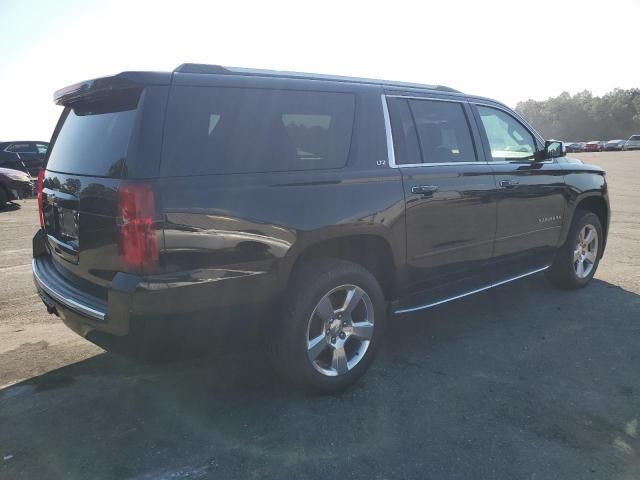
161;87;355;176
408;100;477;163
477;106;536;160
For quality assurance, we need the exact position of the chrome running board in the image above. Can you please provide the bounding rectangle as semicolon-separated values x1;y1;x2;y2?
393;265;550;315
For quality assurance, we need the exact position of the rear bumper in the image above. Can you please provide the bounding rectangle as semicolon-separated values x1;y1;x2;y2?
32;241;280;340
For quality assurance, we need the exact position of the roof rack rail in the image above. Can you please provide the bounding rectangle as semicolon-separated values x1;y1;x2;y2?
173;64;231;74
173;63;460;93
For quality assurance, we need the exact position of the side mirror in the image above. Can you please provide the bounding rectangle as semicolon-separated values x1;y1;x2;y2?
534;140;565;161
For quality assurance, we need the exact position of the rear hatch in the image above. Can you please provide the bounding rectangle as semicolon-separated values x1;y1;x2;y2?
41;72;169;299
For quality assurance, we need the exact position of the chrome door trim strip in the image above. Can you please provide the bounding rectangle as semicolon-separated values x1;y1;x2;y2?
400;161;489;168
32;259;106;321
393;265;550;315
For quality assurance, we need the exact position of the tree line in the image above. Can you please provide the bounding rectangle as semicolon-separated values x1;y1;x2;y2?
515;88;640;141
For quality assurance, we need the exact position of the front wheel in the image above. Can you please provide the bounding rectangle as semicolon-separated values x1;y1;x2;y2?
271;258;386;393
546;210;603;289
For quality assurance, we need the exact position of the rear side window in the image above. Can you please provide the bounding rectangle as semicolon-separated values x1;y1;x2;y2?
408;100;477;163
387;98;421;165
161;87;355;176
47;91;141;177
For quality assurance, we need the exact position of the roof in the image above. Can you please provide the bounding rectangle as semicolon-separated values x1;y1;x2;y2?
173;63;461;93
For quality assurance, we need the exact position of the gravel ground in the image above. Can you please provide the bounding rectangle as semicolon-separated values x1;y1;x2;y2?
0;151;639;479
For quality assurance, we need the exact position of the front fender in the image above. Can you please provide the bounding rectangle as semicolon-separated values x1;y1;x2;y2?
560;167;609;252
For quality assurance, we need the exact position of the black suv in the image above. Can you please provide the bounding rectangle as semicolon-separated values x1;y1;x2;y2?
32;64;609;392
0;141;48;177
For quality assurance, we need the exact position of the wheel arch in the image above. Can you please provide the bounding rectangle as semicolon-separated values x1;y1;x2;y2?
283;234;397;300
570;194;610;256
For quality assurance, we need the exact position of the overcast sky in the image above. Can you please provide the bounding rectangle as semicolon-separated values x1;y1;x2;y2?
1;0;638;140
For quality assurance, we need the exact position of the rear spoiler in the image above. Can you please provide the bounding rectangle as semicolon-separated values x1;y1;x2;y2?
54;71;171;106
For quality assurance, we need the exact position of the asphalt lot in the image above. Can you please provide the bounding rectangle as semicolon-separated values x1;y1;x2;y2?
1;151;639;479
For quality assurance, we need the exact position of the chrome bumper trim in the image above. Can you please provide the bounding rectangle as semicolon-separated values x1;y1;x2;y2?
32;258;106;321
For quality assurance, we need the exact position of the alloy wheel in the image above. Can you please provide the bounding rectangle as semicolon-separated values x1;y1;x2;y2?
573;224;598;279
305;284;374;377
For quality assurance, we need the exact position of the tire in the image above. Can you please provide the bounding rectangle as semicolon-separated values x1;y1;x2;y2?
271;258;387;393
0;188;8;209
546;210;603;289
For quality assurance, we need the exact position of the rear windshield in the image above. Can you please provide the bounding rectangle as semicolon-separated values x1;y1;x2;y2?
161;87;355;176
46;91;141;177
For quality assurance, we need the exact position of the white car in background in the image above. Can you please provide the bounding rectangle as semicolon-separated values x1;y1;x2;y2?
623;135;640;150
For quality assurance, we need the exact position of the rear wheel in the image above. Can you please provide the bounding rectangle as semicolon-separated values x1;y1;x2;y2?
272;258;386;393
546;210;603;289
0;188;8;209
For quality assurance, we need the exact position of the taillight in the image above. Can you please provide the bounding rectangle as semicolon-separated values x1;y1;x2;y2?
37;169;44;228
117;184;159;272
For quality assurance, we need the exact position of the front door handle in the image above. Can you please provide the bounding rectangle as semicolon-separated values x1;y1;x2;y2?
500;179;520;189
411;185;439;197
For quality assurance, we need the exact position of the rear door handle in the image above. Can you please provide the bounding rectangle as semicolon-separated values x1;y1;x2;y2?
500;179;519;189
411;185;439;196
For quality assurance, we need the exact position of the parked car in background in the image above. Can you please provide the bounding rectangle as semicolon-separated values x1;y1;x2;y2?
623;135;640;150
0;166;33;207
604;139;627;151
564;142;583;153
32;64;610;392
584;141;604;152
0;141;49;177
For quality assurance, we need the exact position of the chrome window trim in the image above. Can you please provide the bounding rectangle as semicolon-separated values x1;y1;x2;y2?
486;160;553;165
393;265;550;315
381;94;489;169
32;258;106;321
385;94;467;103
380;94;397;168
381;94;554;169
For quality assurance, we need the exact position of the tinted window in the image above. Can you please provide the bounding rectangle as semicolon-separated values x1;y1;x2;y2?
407;100;477;163
47;93;139;177
387;98;421;165
7;143;35;153
477;106;536;160
161;87;355;176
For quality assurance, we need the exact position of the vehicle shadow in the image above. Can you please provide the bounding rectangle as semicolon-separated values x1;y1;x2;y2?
1;276;639;479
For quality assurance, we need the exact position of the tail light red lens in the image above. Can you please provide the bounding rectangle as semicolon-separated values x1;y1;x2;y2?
37;169;44;228
118;184;159;272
